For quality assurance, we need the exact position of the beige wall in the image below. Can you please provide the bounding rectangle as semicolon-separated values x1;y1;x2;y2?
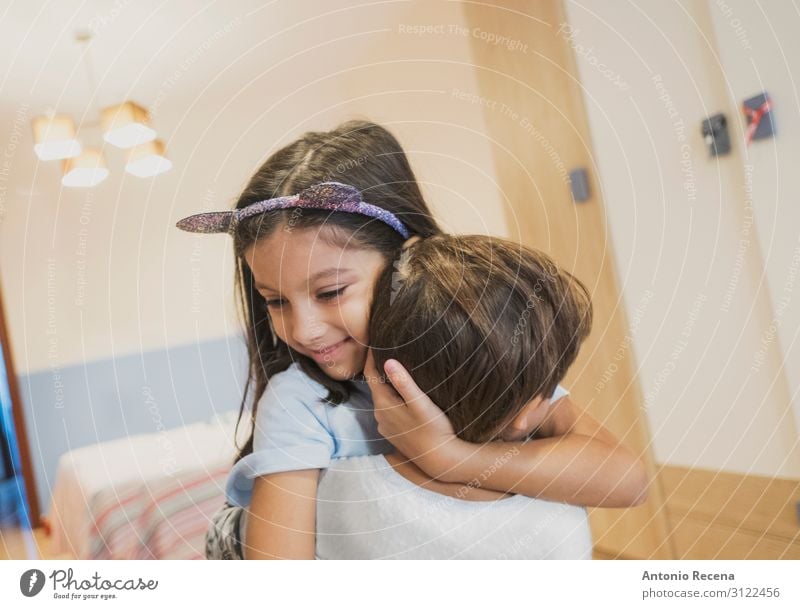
707;0;800;458
564;0;800;477
0;1;506;375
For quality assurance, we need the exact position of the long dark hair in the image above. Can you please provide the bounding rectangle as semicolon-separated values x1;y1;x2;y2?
232;120;442;461
369;235;592;443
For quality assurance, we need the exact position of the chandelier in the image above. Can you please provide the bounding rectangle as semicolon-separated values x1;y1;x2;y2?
31;31;172;187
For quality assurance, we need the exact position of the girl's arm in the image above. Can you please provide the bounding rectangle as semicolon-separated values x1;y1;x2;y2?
366;356;648;508
244;469;319;560
442;396;649;507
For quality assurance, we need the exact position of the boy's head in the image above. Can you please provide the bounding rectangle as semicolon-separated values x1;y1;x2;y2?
369;234;593;443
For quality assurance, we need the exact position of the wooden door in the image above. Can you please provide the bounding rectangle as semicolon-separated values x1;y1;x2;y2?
463;0;673;558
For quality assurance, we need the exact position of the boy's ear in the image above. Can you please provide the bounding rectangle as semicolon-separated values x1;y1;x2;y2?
506;396;551;439
508;405;532;434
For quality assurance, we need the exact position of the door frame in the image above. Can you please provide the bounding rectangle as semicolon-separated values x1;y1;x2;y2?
0;273;40;527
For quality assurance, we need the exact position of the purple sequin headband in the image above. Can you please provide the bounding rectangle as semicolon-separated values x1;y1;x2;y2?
175;182;411;239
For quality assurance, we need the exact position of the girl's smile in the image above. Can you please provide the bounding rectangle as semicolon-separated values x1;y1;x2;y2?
244;225;387;380
310;337;352;360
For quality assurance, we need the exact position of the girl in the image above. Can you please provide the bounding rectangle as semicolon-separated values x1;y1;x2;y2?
177;121;646;559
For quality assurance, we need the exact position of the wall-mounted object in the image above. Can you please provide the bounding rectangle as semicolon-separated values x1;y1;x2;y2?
743;92;775;145
568;168;591;203
701;113;731;157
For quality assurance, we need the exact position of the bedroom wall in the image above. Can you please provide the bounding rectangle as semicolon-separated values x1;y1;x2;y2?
563;0;800;477
0;0;505;514
706;0;800;451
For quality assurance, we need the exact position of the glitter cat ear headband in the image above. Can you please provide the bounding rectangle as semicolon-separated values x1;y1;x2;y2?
175;181;411;239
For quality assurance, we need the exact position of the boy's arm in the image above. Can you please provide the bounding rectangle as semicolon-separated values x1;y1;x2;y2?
367;356;648;508
244;469;319;560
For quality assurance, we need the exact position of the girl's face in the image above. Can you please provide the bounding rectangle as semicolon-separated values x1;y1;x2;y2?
245;225;387;381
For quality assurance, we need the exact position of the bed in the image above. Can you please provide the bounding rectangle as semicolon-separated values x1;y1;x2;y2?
46;411;239;559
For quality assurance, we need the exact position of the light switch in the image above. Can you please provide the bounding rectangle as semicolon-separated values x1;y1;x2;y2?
569;168;590;203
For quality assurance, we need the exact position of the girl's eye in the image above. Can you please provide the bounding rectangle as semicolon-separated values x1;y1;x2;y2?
264;298;285;308
318;286;346;301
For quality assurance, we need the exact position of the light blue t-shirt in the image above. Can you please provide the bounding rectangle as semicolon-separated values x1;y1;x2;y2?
225;362;569;507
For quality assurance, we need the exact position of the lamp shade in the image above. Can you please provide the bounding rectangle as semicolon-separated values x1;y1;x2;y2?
32;114;82;160
101;101;156;149
124;140;172;177
61;148;109;187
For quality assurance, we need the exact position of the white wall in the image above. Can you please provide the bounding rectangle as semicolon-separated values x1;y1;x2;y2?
707;0;800;454
564;0;800;477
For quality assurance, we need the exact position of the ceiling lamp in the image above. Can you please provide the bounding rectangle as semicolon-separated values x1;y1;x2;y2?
32;31;172;187
125;140;172;178
101;101;157;149
31;114;82;160
61;148;109;187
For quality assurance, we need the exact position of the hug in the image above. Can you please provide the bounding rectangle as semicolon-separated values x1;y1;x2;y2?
176;120;648;560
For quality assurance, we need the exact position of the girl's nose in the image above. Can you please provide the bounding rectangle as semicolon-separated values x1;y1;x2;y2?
290;305;328;348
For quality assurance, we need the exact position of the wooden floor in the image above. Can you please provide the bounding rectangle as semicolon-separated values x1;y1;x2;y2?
0;525;66;560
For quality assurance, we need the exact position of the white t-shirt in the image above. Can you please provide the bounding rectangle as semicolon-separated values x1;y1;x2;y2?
315;454;593;559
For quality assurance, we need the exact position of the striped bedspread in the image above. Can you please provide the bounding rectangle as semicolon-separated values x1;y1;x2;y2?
87;466;229;560
47;412;239;560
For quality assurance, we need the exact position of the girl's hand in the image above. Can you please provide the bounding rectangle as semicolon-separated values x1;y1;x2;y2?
364;351;465;478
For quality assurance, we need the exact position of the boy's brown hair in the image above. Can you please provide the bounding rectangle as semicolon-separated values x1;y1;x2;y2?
369;234;593;443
